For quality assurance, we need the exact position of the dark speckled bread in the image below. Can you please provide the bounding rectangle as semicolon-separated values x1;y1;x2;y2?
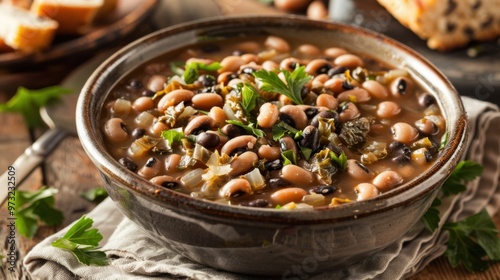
377;0;500;51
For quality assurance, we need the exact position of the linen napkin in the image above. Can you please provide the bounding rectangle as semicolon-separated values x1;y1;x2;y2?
24;96;500;280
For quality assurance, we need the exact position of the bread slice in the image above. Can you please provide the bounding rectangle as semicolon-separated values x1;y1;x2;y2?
377;0;500;51
30;0;104;34
0;4;58;53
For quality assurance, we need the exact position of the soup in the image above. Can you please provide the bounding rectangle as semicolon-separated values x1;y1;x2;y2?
100;35;446;209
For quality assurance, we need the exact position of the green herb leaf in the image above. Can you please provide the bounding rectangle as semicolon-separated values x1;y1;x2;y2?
271;121;301;141
439;131;449;150
183;62;222;84
51;215;108;266
161;129;185;146
226;120;265;138
300;146;313;161
169;61;185;76
15;187;64;238
0;86;71;128
442;160;483;196
240;83;259;114
330;151;347;171
443;209;500;272
422;198;442;232
281;150;297;166
80;187;108;203
253;66;311;105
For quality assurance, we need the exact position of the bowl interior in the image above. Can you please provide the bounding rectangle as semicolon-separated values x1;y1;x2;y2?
76;15;468;223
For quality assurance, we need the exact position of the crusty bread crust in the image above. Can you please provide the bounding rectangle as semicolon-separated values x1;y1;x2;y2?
377;0;500;51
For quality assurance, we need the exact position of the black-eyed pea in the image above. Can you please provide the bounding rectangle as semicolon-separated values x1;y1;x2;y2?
229;151;258;176
221;135;258;156
398;165;415;178
184;115;216;135
390;76;414;97
334;54;364;69
262;60;279;72
191;93;223;111
354;183;380;201
339;102;360;122
415;118;437;135
391;122;418;143
219;178;252;198
241;53;259;63
362;80;389;99
316;93;338;110
146;75;167;92
208;106;227;128
372;170;403;192
257;102;279;128
280;164;314;186
165;154;181;174
264;35;290;53
279;57;301;72
217;71;237;85
376;101;401;119
258;145;281;160
346;159;374;181
157;89;195;112
307;0;328;20
305;59;332;75
104;118;128;142
312;74;329;89
196;132;220;149
132;96;154;112
150;175;180;189
279;105;308;130
138;157;161;179
233;41;261;53
337;88;371;103
324;47;347;58
297;44;321;57
271;187;308;205
151;121;169;136
219;55;245;73
324;77;344;94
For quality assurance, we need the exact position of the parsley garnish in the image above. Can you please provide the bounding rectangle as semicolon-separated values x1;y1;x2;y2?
51;215;108;266
183;61;222;84
161;129;185;146
329;151;347;171
439;131;449;150
421;160;500;272
240;83;259;115
226;120;265;138
442;160;483;196
271;121;302;141
281;150;297;166
15;187;64;238
80;187;108;203
0;86;71;128
253;66;311;105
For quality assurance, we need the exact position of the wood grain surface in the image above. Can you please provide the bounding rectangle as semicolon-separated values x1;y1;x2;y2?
1;1;499;279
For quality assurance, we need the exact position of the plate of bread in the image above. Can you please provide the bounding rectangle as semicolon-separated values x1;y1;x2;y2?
0;0;158;67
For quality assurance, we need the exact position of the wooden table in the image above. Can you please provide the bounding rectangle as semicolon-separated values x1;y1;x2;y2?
1;1;500;279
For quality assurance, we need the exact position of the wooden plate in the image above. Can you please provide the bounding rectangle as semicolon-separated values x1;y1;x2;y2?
0;0;159;69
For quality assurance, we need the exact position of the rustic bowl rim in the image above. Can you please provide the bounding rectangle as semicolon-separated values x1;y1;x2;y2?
76;15;468;224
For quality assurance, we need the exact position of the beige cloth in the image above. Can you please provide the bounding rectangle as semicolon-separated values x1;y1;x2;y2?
24;96;500;279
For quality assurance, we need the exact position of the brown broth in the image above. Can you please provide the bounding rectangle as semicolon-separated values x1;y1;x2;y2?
100;35;446;209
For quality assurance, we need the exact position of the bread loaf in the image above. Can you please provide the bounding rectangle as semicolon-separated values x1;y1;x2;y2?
0;4;58;53
377;0;500;51
31;0;104;34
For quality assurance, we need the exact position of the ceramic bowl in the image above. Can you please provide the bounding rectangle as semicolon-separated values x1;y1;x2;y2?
76;16;468;276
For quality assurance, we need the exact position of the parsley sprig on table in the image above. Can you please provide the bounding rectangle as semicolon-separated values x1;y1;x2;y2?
421;160;500;272
253;66;311;105
15;187;64;238
51;215;108;266
0;86;71;128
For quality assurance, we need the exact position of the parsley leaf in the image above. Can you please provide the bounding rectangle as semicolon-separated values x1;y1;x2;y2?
281;150;297;166
240;83;259;115
442;160;483;196
443;209;500;272
422;198;442;232
0;86;71;128
329;151;347;171
51;215;108;266
271;121;302;141
161;129;185;146
15;187;64;238
80;187;108;203
439;131;449;150
226;120;265;138
183;62;222;84
253;66;311;105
